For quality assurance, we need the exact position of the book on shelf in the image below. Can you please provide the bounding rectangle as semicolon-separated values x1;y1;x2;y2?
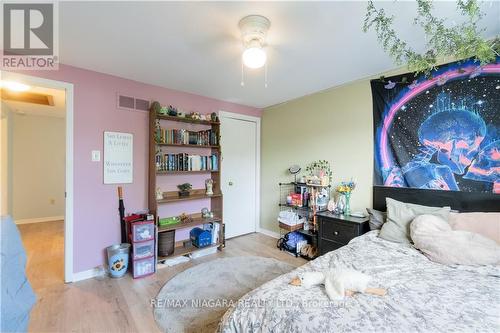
156;153;218;172
155;128;219;146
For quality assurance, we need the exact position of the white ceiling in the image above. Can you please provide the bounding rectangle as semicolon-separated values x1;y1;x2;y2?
59;1;500;108
2;86;66;118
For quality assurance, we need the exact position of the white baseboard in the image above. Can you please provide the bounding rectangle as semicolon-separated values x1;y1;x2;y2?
258;228;280;239
72;267;100;282
15;215;64;225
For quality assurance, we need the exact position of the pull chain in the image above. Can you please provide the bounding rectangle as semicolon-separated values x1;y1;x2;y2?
265;62;268;88
240;61;245;87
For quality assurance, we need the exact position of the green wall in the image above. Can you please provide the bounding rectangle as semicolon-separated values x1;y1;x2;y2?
261;77;383;233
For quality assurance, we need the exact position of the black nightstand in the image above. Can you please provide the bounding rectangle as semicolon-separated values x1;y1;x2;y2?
316;211;370;255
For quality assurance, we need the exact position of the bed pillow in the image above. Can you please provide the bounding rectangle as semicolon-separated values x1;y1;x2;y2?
366;208;386;230
378;198;451;243
410;214;500;266
448;212;500;244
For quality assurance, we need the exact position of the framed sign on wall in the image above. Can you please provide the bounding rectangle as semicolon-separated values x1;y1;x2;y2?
104;131;133;184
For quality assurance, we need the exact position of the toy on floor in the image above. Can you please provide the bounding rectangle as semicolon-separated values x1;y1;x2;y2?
300;244;318;259
289;268;387;300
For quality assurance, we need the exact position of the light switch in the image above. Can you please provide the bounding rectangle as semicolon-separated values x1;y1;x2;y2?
91;150;101;162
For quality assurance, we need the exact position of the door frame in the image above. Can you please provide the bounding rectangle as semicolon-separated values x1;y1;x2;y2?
218;111;261;236
2;71;74;283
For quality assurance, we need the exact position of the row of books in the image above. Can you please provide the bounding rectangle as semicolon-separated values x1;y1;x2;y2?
156;153;218;172
155;128;218;146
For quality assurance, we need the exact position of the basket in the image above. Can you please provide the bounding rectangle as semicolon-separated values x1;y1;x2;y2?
158;230;175;257
279;222;304;232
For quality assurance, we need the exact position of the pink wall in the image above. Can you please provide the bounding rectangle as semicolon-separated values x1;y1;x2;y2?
13;64;261;273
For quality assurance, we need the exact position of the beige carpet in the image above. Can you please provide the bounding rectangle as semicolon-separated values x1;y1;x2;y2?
153;256;294;333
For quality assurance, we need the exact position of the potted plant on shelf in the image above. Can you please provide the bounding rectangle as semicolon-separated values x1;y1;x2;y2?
177;183;192;197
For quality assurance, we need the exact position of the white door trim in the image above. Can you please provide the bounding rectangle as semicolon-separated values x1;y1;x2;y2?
2;71;74;283
218;111;261;235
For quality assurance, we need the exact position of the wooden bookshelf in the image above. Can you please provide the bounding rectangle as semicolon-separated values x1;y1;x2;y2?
158;213;222;233
156;114;220;126
157;242;222;263
156;142;220;149
157;170;219;175
148;107;224;263
157;190;222;204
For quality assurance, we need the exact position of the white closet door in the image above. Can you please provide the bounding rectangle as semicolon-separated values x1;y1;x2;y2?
220;115;257;238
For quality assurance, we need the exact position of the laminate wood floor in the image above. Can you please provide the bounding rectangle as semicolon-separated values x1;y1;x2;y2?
18;224;305;333
18;220;65;291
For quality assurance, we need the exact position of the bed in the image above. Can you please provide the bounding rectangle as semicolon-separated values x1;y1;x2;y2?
218;187;500;333
1;215;36;332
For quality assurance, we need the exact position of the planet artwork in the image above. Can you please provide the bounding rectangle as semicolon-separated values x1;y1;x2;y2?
371;58;499;193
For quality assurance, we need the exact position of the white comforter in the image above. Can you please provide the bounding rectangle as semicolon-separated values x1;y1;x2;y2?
218;231;500;333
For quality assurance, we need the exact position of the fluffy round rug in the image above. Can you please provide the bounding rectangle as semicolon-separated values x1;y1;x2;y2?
153;256;294;333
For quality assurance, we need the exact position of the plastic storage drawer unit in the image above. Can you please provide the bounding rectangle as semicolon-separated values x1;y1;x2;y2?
131;221;154;242
133;256;155;278
132;239;155;260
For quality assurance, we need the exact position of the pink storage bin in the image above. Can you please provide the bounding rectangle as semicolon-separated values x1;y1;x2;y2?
133;256;155;278
132;239;155;260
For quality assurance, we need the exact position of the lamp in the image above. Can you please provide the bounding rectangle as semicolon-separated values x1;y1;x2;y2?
239;15;271;86
0;81;30;92
242;39;267;69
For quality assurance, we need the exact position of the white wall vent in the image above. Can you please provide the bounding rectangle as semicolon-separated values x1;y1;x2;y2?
117;93;150;112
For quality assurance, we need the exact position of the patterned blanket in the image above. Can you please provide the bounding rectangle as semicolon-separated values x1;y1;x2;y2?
218;231;500;333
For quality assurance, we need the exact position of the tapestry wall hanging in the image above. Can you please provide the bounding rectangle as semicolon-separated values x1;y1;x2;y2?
371;58;499;194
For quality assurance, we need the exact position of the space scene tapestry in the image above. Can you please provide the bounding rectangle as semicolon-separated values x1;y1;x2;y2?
371;58;499;194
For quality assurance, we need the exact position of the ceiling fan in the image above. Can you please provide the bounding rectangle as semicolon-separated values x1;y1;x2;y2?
238;15;271;87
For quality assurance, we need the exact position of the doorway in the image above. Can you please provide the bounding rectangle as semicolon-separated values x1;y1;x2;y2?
219;111;260;238
1;72;74;283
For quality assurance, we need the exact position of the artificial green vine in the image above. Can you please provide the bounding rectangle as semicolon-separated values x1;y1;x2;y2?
363;0;499;77
306;160;333;184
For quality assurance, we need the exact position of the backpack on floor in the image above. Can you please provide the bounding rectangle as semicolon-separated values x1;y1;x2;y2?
277;231;306;253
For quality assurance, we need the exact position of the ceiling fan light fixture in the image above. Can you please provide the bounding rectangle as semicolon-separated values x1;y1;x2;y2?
239;15;270;70
242;40;267;69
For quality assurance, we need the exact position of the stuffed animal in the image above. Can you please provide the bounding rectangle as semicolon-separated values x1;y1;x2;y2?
289;268;387;300
300;244;318;259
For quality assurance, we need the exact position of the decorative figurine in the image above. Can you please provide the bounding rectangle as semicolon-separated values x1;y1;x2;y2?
205;179;214;196
201;208;214;219
327;199;336;212
316;188;329;211
186;112;202;120
211;112;217;122
155;148;163;171
179;213;193;224
167;105;178;116
155;120;162;143
156;187;163;200
151;101;162;114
